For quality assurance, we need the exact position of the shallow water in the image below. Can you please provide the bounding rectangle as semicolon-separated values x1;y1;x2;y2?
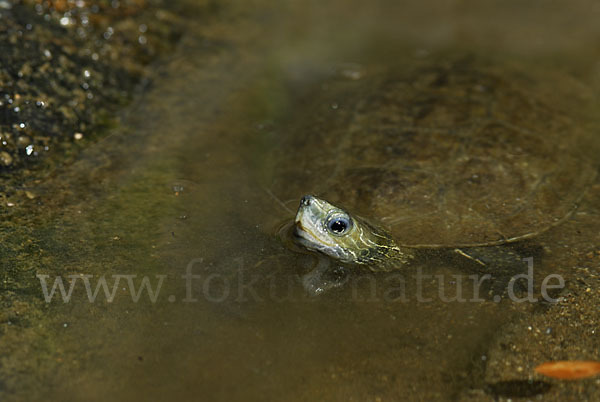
4;0;600;400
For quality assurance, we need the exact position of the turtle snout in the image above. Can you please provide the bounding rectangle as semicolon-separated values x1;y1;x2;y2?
300;195;314;207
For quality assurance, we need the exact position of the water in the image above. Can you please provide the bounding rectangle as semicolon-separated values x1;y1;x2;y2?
3;0;600;400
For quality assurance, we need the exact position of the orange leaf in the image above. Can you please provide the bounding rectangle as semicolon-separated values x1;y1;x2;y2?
535;361;600;379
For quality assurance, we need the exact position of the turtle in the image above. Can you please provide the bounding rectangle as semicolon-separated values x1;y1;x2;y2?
269;55;598;274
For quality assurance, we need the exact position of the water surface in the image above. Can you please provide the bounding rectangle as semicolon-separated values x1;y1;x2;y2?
4;0;600;400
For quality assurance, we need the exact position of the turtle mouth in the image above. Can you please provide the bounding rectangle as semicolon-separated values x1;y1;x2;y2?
292;228;315;252
293;223;323;250
292;226;304;240
293;224;311;242
293;223;354;262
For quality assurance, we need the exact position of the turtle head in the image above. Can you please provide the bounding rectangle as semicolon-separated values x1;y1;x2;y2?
293;195;402;265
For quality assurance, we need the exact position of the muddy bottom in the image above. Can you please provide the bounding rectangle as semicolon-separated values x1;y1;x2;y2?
2;0;600;401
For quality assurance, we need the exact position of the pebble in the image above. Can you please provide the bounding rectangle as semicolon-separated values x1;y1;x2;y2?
0;151;13;166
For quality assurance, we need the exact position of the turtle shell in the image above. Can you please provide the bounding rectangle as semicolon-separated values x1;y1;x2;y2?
271;56;598;247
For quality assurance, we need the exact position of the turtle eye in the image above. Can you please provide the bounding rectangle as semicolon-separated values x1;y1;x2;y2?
326;215;352;235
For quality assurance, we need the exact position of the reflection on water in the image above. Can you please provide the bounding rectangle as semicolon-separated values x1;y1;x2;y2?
4;0;600;401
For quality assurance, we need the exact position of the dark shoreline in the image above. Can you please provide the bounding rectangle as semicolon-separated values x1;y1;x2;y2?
0;0;188;205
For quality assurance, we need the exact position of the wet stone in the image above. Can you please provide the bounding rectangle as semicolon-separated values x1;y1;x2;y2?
0;151;13;166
